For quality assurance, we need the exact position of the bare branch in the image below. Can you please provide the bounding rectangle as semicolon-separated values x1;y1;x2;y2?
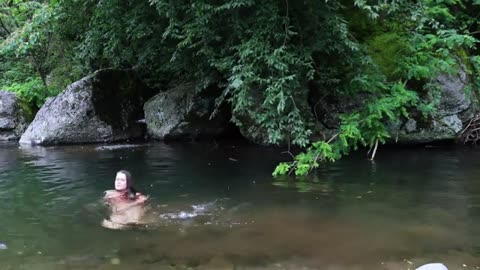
370;138;379;160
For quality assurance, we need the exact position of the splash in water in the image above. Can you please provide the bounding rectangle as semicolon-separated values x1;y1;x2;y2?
159;200;218;220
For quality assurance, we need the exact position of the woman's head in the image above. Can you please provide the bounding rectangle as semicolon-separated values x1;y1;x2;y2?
114;170;132;191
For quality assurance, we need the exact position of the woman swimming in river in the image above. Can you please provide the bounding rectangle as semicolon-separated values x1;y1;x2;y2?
102;170;149;230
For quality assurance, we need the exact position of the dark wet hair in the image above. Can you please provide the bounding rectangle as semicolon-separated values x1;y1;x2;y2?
117;170;137;200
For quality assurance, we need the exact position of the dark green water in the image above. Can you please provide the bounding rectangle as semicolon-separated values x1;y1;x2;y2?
1;142;480;270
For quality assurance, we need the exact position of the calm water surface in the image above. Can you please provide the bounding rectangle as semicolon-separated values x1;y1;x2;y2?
1;142;480;270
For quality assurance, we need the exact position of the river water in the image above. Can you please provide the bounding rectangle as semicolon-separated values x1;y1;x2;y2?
0;142;480;270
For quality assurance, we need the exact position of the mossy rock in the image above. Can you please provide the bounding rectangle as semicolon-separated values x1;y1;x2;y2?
0;90;29;141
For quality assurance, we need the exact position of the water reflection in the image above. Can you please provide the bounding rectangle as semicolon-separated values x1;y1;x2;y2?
1;143;480;269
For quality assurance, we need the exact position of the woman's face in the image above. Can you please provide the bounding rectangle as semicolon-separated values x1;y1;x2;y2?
114;172;128;191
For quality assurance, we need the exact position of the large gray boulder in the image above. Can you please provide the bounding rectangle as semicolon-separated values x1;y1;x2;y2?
144;83;233;140
20;69;152;145
0;91;29;141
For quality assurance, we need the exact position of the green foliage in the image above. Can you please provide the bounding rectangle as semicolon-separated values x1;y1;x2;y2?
67;0;362;146
3;77;58;111
273;0;480;177
0;57;35;86
72;0;169;86
275;81;419;176
366;33;410;79
1;0;480;177
0;0;82;112
1;2;52;85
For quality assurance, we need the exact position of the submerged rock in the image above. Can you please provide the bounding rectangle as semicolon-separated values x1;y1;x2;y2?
0;91;29;141
110;258;121;265
95;144;146;151
416;263;448;270
58;254;104;267
20;69;153;145
198;257;234;270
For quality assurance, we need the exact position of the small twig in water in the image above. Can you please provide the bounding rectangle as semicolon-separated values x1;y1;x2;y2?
281;139;295;159
370;139;379;160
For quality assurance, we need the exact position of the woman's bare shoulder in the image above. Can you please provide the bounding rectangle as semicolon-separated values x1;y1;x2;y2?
104;190;119;198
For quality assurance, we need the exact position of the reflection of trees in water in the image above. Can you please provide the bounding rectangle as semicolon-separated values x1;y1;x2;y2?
399;151;471;254
1;144;155;255
2;146;103;238
2;143;480;267
5;146;97;217
18;144;151;188
269;149;473;260
18;145;95;193
0;142;21;175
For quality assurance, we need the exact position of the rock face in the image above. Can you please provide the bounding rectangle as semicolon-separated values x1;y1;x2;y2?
310;69;474;144
394;71;474;143
144;83;233;140
0;91;29;141
19;69;152;145
309;89;368;141
232;116;271;145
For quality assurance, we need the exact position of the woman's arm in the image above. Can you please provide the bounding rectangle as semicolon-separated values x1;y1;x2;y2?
112;194;149;212
103;190;119;205
135;193;148;204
